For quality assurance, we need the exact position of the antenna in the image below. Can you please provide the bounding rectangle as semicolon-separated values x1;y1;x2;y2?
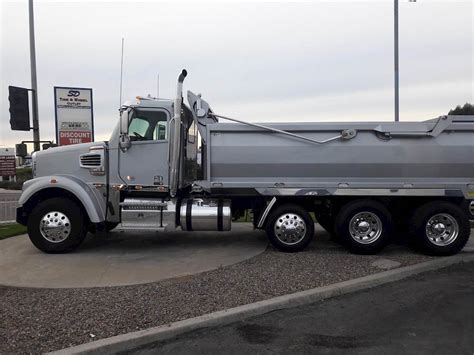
156;73;159;99
119;37;124;107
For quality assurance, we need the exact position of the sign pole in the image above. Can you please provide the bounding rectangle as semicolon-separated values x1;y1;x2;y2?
29;0;40;151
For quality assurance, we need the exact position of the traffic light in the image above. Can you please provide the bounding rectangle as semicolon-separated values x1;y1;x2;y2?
15;143;28;157
9;86;31;131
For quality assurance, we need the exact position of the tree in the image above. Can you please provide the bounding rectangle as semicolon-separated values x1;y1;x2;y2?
448;103;474;115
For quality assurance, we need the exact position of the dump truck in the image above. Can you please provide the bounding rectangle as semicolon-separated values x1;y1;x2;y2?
16;70;474;256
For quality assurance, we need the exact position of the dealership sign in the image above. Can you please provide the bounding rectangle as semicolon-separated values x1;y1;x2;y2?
0;148;16;177
54;87;94;146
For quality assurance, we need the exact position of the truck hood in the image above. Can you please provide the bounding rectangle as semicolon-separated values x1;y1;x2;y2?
32;142;106;178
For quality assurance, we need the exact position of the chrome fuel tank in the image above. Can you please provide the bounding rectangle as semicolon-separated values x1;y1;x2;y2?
180;199;231;231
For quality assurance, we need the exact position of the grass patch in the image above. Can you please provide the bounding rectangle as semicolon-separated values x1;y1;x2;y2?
0;223;27;240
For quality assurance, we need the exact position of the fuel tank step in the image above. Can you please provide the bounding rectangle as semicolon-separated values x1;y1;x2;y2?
120;198;176;231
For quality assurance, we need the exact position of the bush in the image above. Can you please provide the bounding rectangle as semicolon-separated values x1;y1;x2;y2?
0;181;23;190
16;167;33;181
0;167;32;190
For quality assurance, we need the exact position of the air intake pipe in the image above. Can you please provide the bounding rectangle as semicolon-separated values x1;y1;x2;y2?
169;69;187;197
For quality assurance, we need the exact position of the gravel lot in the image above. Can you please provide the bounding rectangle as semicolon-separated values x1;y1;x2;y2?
0;228;435;354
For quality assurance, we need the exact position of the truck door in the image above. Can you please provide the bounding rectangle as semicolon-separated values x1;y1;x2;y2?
119;108;169;187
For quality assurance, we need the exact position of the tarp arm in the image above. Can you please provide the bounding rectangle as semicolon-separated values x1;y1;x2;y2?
211;113;357;145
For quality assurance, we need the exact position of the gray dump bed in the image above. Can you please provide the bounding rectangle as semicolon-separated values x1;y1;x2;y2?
197;115;474;198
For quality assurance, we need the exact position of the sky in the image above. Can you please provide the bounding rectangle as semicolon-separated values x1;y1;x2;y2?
0;0;473;150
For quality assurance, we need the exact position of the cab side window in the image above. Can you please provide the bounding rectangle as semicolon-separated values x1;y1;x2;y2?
128;117;150;140
128;110;168;141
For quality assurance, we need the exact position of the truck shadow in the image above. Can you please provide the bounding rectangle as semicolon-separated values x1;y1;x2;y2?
80;222;424;259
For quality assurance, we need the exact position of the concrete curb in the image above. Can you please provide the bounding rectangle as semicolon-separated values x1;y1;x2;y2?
48;253;474;355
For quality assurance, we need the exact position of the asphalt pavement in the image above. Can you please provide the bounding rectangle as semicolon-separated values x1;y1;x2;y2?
131;261;474;355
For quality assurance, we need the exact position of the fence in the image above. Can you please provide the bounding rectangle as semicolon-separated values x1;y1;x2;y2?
0;191;21;223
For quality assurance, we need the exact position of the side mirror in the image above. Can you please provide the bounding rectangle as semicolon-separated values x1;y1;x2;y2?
120;108;131;135
119;108;132;151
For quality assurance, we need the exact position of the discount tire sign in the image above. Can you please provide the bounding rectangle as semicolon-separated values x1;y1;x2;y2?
54;87;94;146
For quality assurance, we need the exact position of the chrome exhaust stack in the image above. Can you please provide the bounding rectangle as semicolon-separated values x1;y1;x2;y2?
169;69;187;197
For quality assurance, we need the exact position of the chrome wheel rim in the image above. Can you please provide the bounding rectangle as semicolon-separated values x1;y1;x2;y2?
425;213;458;246
39;211;71;243
349;211;382;244
274;213;307;245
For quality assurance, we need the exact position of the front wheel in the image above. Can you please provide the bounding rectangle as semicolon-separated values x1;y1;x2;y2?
409;201;470;256
265;204;315;252
27;197;88;253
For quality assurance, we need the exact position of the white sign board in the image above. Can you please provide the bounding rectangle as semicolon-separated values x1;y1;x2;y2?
54;87;94;146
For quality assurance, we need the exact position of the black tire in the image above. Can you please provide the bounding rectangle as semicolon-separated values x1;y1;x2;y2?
27;197;88;253
335;200;393;255
265;204;315;252
409;201;470;256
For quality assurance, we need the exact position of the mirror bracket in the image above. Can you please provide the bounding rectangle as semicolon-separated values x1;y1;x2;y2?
119;134;131;152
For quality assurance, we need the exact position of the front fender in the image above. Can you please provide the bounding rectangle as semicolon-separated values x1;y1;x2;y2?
19;175;105;223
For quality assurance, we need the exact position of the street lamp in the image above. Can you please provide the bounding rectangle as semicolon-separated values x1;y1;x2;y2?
394;0;417;122
28;0;40;151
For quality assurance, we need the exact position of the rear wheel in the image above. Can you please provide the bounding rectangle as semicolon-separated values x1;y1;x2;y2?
27;197;88;253
409;201;470;256
335;200;393;254
266;204;315;252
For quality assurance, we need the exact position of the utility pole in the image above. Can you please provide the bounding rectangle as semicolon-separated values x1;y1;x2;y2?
394;0;417;122
394;0;399;122
29;0;40;151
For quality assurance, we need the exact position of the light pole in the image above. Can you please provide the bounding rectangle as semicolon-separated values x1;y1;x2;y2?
28;0;40;151
395;0;417;122
394;0;399;122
